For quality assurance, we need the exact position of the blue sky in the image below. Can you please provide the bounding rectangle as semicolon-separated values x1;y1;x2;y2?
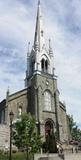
0;0;81;127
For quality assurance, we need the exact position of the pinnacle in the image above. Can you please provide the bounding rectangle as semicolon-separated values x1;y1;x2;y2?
38;0;40;5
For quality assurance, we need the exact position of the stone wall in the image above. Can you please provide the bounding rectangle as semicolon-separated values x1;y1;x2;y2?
7;89;27;124
0;124;9;149
29;73;57;139
59;102;68;142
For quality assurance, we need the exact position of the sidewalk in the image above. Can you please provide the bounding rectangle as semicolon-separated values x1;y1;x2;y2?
65;152;81;160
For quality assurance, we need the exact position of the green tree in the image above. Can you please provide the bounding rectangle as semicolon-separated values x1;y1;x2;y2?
72;126;81;141
68;114;81;142
42;131;57;153
13;113;42;160
48;131;57;153
68;114;76;136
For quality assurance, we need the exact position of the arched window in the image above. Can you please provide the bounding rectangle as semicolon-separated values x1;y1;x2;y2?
45;60;48;72
41;58;48;73
41;59;44;71
18;106;22;117
44;91;52;111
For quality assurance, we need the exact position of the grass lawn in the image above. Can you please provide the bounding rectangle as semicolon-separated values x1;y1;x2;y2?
0;151;27;160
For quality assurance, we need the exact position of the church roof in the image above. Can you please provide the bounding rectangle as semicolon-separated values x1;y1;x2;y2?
8;88;27;101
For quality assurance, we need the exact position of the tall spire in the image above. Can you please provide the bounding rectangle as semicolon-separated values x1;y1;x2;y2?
34;0;45;52
25;42;30;87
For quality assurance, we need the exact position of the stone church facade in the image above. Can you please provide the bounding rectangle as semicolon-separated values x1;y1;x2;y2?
0;0;69;148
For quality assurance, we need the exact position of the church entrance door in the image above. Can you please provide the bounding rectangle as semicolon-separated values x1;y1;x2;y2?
45;120;54;137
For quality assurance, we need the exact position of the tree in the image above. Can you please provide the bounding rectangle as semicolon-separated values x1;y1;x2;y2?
48;131;57;153
13;113;42;160
42;131;57;153
68;114;81;142
72;126;81;141
68;114;76;136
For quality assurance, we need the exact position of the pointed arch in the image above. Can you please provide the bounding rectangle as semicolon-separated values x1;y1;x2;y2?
44;90;52;111
41;58;44;72
45;119;55;136
41;54;50;73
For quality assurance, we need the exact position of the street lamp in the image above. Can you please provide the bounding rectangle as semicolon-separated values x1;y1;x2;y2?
9;111;14;160
36;121;40;135
54;91;60;141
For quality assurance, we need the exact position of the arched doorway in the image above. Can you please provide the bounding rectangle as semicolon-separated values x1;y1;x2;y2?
45;119;54;137
44;119;57;153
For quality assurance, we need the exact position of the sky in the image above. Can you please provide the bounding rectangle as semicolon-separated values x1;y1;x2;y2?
0;0;81;127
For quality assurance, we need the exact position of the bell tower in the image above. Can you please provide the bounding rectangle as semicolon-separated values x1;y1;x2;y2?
25;0;60;140
25;0;54;87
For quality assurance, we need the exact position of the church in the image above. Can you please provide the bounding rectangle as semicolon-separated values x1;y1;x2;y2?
0;0;70;148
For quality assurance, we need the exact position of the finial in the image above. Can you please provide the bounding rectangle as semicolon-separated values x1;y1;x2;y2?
6;86;10;98
49;39;51;45
49;39;51;49
28;42;30;51
7;86;10;94
38;0;40;5
27;42;30;56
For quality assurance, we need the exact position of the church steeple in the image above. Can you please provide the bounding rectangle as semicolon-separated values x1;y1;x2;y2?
34;0;45;52
25;1;54;87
